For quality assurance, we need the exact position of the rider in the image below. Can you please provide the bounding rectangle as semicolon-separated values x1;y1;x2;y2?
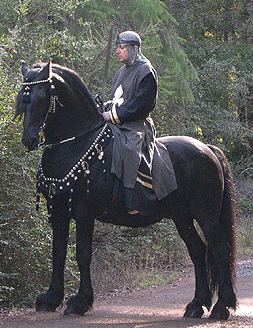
102;31;177;215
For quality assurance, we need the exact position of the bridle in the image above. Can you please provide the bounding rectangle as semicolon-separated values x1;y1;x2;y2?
22;77;63;147
22;77;106;150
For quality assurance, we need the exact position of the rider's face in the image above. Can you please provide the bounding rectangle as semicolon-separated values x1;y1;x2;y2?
116;45;129;64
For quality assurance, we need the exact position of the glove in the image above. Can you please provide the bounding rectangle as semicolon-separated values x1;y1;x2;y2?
102;111;111;122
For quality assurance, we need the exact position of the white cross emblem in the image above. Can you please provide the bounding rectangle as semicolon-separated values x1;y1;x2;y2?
112;85;124;111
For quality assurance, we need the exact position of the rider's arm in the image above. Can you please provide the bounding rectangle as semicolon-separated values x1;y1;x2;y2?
104;72;157;124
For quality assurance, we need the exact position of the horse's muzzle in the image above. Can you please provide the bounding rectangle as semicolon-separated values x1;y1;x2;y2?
22;136;39;151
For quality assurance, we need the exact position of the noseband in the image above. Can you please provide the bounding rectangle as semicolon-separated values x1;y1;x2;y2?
22;77;63;146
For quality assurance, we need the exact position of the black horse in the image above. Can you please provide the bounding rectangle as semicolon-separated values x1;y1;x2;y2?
16;61;237;320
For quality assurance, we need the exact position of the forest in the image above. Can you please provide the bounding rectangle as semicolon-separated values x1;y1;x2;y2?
1;0;253;308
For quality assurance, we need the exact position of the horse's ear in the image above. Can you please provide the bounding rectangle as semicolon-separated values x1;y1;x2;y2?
21;61;29;77
41;60;52;80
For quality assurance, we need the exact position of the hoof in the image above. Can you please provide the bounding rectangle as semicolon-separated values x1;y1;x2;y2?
64;295;92;315
209;303;230;320
35;292;62;312
184;300;204;318
36;303;57;312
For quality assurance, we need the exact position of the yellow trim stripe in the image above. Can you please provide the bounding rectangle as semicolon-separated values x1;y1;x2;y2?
138;171;152;181
111;106;121;124
109;110;116;124
136;177;153;189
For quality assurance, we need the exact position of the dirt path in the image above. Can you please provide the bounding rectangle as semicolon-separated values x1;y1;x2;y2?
1;261;253;328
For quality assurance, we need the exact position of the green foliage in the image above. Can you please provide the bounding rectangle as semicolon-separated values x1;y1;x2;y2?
163;0;253;167
0;121;52;306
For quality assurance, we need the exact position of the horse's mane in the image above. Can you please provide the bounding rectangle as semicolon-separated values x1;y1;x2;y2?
50;63;98;111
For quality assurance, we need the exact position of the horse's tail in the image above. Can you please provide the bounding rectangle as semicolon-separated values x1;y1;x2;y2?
207;145;237;294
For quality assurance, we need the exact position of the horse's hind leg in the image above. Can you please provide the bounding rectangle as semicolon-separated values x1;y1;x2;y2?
173;215;212;318
36;204;70;312
200;221;237;320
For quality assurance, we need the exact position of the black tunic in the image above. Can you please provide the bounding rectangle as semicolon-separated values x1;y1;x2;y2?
114;72;157;122
111;55;157;122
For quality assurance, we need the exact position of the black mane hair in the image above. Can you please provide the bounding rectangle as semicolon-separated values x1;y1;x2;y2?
51;63;98;112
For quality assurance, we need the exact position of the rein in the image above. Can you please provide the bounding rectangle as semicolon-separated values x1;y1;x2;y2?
42;121;106;151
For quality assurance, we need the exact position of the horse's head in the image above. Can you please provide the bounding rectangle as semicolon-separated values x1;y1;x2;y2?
16;61;53;151
16;61;102;151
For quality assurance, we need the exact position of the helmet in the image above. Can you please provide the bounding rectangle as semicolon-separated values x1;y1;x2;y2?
116;31;141;47
116;31;142;66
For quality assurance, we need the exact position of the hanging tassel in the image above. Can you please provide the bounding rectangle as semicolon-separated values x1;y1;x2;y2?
49;85;57;113
101;159;107;181
49;84;63;113
47;183;56;222
68;189;74;218
22;86;31;103
86;179;90;200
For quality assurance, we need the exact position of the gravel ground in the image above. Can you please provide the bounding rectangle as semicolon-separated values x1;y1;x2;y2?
0;259;252;328
236;259;253;277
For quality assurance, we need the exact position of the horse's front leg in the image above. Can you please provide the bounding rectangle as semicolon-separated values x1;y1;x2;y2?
36;197;70;312
64;208;94;315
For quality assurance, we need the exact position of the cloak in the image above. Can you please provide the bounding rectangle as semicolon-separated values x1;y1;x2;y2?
108;56;177;214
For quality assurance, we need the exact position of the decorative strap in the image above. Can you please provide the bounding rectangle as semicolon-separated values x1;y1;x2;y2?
22;78;51;86
38;84;63;147
22;78;51;103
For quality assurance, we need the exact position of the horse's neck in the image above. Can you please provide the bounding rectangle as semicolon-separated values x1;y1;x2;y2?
44;74;101;144
42;126;101;178
45;97;102;145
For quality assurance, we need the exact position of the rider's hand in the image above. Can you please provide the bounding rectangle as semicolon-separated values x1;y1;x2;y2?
102;111;111;122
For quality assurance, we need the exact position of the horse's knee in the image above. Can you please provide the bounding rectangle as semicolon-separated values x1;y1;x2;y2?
76;250;92;269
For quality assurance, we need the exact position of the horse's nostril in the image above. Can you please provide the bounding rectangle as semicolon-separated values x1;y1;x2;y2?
22;136;38;151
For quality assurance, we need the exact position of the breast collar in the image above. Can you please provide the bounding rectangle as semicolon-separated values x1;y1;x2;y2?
36;123;114;221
